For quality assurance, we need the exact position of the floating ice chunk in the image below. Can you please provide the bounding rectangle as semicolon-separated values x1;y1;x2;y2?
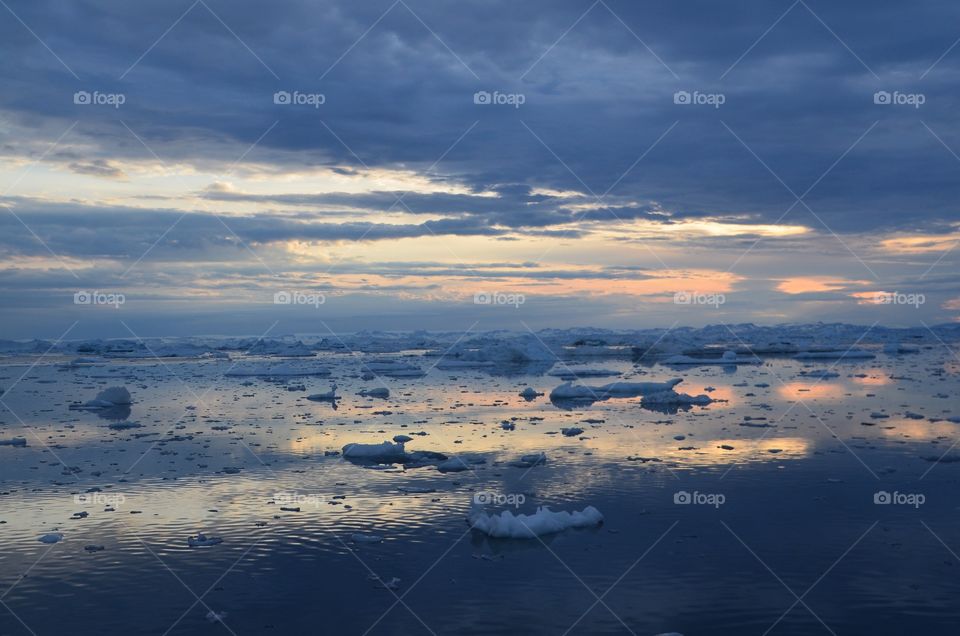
362;360;425;377
519;387;541;400
662;353;761;365
351;533;384;544
107;421;141;430
187;533;223;547
561;427;584;437
547;367;620;380
358;387;390;398
641;390;714;406
501;420;516;431
510;452;547;468
437;456;483;473
307;384;338;401
225;362;331;377
393;435;413;444
469;505;603;538
342;441;408;462
550;378;684;402
65;357;100;367
0;437;27;447
379;577;401;590
800;369;839;378
884;342;920;354
434;359;495;369
38;533;64;544
73;385;133;409
794;349;875;359
205;611;228;624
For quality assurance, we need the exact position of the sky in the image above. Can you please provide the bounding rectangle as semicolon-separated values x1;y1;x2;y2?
1;0;959;339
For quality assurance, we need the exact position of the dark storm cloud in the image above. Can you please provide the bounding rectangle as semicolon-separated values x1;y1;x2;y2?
2;0;960;235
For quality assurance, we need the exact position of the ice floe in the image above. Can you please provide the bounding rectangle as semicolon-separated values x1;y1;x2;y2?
307;384;339;401
469;504;603;538
794;349;875;360
550;378;683;402
225;362;331;377
662;351;761;366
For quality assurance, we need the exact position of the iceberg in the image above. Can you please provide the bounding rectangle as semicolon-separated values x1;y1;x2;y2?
71;386;133;410
342;441;408;462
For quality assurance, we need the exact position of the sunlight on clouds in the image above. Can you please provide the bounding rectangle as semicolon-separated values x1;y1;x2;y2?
880;231;960;254
776;277;870;294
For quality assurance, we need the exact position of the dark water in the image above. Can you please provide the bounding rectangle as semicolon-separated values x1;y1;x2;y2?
1;348;958;635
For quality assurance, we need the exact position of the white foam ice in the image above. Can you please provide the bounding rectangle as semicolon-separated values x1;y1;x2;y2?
469;504;603;538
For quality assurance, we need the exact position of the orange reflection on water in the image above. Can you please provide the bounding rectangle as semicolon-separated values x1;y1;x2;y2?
776;381;846;400
851;371;891;386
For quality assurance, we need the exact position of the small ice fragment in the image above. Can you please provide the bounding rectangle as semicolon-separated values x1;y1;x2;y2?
187;533;223;547
206;610;228;623
38;533;64;544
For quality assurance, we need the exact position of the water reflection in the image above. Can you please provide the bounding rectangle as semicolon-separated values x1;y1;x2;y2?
1;350;959;634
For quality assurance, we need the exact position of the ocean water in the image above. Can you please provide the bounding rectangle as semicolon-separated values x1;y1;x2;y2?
1;348;958;635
